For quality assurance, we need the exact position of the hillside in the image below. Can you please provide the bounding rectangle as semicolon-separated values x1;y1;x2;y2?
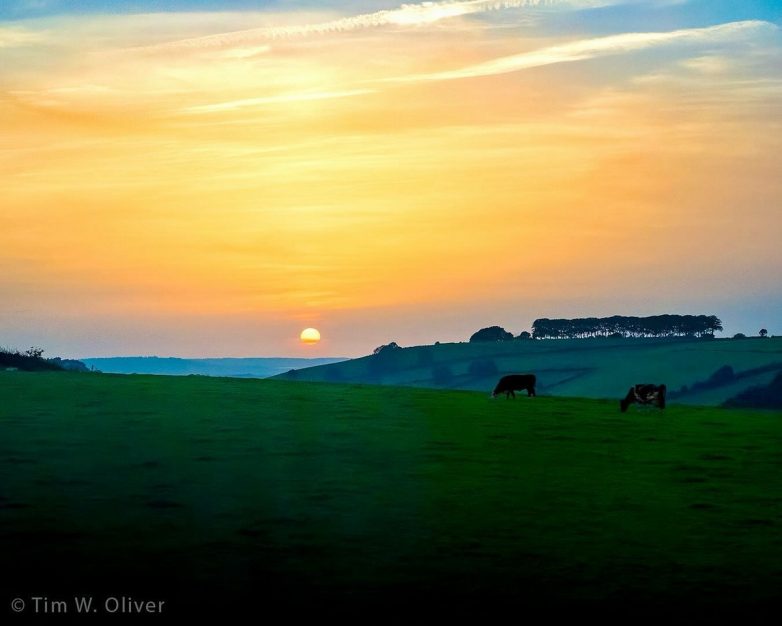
1;371;782;618
273;336;782;406
81;356;346;378
725;372;782;410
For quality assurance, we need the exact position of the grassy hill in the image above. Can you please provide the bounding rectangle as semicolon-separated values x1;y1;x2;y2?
273;336;782;406
1;370;782;618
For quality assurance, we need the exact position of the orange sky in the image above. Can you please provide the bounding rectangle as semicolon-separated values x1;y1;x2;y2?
2;2;781;356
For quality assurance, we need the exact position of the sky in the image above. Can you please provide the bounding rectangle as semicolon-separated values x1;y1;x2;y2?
1;0;781;358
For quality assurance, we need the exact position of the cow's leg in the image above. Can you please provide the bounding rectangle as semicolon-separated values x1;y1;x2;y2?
510;390;516;399
658;385;667;410
620;388;634;413
527;386;536;397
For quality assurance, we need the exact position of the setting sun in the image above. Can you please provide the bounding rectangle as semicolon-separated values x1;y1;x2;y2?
300;328;321;345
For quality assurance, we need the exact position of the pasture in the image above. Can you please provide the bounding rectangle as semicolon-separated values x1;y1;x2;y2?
2;371;782;619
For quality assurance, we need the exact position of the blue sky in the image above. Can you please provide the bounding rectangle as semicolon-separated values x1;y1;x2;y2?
2;1;780;23
4;1;282;20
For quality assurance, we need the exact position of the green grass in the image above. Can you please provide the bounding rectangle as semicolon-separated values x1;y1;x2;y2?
2;371;782;617
276;336;782;405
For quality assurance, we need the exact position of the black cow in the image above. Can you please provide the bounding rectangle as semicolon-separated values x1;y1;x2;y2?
620;384;666;412
492;374;536;399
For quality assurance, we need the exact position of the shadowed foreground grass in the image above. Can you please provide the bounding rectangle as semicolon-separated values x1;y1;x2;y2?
1;372;781;620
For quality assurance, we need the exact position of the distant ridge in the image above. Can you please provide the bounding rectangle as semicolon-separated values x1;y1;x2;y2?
81;356;347;379
272;336;782;406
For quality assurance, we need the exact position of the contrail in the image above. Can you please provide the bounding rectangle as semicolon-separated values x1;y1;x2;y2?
380;20;775;83
139;1;590;52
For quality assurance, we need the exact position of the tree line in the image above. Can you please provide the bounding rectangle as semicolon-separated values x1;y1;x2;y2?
531;315;723;339
1;346;63;372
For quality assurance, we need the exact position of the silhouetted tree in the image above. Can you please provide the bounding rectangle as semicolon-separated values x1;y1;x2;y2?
1;346;63;372
517;331;532;340
733;333;747;339
469;326;513;342
369;342;403;378
531;314;724;339
704;315;723;337
48;357;90;372
760;328;769;338
373;342;401;355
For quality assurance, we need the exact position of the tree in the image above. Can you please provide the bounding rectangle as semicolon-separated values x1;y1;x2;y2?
760;329;769;338
469;326;513;342
517;331;532;340
25;346;44;359
369;342;402;378
704;315;723;337
733;333;747;339
531;314;724;339
373;342;401;355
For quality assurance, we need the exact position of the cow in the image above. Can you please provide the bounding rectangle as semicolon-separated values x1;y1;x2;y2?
491;374;536;399
620;384;666;412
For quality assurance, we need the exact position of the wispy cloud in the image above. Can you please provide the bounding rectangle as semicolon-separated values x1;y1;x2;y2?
182;89;376;114
382;20;775;83
0;25;47;48
138;1;607;52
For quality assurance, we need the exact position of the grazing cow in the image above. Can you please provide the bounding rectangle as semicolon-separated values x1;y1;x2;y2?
620;384;666;412
492;374;536;399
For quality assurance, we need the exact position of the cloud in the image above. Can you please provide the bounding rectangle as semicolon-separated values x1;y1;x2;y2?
137;1;608;52
182;89;376;114
0;25;47;48
679;55;733;75
381;20;775;83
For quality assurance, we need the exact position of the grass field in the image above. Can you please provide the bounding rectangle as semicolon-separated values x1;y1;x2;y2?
2;371;782;619
274;336;782;406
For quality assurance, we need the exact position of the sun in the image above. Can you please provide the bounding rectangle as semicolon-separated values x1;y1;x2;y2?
299;328;321;344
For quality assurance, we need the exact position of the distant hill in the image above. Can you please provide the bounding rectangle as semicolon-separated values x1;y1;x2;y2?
48;357;91;372
272;336;782;406
81;356;346;378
